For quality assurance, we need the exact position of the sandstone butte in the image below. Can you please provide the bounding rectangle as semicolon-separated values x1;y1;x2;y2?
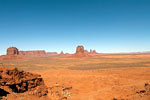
6;47;56;57
0;46;99;60
0;47;47;60
0;47;24;60
71;45;91;57
7;47;19;56
90;49;98;55
0;47;59;60
59;51;64;55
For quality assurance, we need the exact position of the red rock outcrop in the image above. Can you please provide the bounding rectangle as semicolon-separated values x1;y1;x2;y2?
60;51;64;55
46;52;58;56
0;67;48;99
90;49;98;55
7;47;19;55
0;47;25;60
145;82;150;92
84;50;89;54
19;50;46;56
72;45;91;57
76;46;84;53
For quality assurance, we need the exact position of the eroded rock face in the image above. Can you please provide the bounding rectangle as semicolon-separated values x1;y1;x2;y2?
19;50;46;56
46;52;58;56
90;49;97;54
60;51;64;55
145;82;150;92
76;46;84;53
7;47;19;55
0;47;24;60
0;67;48;99
72;45;90;57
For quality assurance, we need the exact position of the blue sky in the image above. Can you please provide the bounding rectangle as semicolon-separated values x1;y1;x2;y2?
0;0;150;55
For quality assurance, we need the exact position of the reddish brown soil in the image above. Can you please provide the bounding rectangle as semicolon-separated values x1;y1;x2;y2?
0;53;150;100
33;67;150;100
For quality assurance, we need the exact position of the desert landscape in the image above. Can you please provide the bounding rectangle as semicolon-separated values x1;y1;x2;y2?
1;0;150;100
0;46;150;100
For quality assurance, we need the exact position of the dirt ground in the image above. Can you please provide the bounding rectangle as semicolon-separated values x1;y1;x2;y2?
1;54;150;100
33;67;150;100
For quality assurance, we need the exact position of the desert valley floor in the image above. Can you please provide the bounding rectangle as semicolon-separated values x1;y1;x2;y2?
1;54;150;100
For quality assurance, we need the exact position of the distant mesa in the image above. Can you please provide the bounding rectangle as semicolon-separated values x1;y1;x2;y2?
7;47;19;55
46;52;58;56
0;46;98;59
59;51;72;56
84;50;89;54
76;46;84;53
0;47;48;60
90;49;98;55
0;47;24;60
60;51;64;55
19;50;46;56
93;50;96;53
72;45;91;57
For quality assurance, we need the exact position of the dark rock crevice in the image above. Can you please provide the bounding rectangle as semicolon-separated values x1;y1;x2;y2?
0;67;48;98
0;88;10;97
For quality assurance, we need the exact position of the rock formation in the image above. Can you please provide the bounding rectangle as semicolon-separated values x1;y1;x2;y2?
0;47;24;60
76;46;84;54
46;52;58;56
60;51;64;55
72;45;90;57
90;49;98;55
145;82;150;92
7;47;19;55
19;50;46;56
84;50;89;54
0;67;48;99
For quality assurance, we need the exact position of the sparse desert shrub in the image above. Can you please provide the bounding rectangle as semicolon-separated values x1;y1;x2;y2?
14;67;18;71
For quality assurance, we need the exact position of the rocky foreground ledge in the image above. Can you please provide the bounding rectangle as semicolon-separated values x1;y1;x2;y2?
0;67;72;100
0;67;48;100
